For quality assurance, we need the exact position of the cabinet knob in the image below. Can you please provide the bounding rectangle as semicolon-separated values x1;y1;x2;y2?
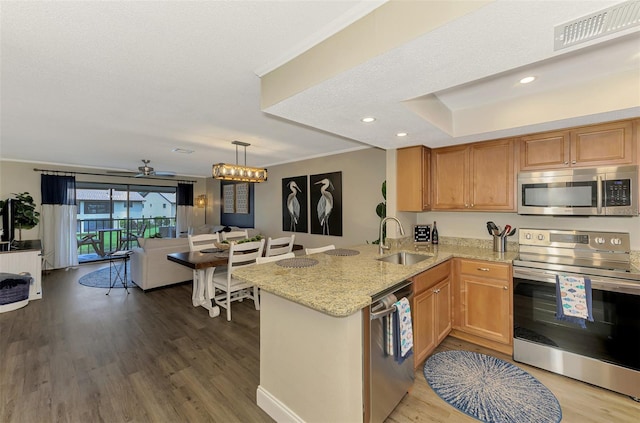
572;160;576;164
564;161;569;165
470;203;474;207
477;267;490;272
503;286;508;290
433;288;440;294
464;203;469;208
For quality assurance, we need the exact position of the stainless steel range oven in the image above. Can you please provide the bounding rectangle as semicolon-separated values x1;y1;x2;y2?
513;229;640;399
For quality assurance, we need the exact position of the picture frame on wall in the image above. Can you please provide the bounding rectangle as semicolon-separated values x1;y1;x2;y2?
282;175;308;233
235;183;250;214
310;171;342;236
223;184;235;213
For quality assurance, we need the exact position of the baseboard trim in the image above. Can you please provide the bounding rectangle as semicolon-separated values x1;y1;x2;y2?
256;385;304;423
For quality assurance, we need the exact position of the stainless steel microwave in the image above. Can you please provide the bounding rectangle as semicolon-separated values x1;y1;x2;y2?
518;165;638;216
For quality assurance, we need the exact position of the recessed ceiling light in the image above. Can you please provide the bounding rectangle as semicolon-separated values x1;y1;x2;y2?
361;117;376;123
519;76;536;84
396;132;408;137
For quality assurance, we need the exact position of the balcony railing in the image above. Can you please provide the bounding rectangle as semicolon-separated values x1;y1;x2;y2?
77;217;176;256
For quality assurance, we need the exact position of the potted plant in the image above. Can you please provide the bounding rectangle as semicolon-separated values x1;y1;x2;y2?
370;181;386;244
0;192;40;241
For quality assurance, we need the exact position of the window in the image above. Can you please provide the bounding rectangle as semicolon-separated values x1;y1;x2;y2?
76;182;177;240
84;201;110;214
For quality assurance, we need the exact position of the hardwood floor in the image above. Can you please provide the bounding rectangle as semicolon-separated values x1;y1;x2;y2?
1;264;639;422
0;263;272;423
390;337;640;423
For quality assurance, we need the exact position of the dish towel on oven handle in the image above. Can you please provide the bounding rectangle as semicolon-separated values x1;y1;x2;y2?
556;274;594;329
393;297;413;364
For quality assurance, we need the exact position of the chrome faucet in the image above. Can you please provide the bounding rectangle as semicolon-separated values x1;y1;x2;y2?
379;216;405;255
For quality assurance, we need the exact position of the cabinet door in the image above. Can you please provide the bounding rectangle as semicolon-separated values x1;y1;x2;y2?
413;289;436;368
470;139;515;211
422;147;431;210
571;121;634;167
519;131;570;170
460;275;510;344
397;146;431;211
434;278;451;344
432;145;468;209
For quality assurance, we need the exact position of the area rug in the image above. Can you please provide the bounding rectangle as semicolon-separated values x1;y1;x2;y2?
423;350;562;423
78;264;137;288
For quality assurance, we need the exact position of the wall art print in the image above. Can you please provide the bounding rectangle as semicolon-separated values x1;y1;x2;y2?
282;175;308;233
223;184;235;213
235;183;249;214
310;171;342;236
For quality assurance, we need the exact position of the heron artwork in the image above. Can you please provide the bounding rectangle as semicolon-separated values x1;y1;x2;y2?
315;178;334;235
287;181;301;231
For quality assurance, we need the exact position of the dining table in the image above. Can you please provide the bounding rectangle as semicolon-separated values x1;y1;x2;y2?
167;244;304;318
167;249;228;317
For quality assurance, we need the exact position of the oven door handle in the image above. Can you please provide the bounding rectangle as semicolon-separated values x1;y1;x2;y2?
514;268;640;295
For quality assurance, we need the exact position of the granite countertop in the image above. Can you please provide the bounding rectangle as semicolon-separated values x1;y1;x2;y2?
232;243;518;318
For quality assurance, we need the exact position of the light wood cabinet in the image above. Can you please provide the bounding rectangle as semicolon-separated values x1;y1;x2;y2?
453;259;512;349
412;260;451;368
520;120;635;170
432;139;515;211
397;145;431;211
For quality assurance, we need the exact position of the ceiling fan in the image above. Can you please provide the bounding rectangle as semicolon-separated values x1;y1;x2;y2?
109;159;176;178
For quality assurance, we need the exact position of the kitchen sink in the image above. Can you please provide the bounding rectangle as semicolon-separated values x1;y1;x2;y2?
377;251;431;266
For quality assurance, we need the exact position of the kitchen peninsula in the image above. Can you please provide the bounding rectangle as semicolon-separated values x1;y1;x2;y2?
233;243;517;423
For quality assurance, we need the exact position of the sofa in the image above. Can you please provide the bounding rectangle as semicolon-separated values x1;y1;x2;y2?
130;226;261;291
130;237;193;291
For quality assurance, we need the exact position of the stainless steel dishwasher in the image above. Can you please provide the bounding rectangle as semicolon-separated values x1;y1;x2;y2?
370;280;414;423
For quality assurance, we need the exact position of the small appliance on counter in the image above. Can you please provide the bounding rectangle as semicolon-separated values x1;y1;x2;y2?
413;225;430;243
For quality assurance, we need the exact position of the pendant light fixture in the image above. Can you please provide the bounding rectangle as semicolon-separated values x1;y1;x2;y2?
212;141;268;183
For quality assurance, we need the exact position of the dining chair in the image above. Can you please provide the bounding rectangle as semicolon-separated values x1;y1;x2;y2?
211;238;265;321
188;233;220;307
256;252;295;265
221;229;249;242
264;234;295;257
188;233;220;251
305;245;335;255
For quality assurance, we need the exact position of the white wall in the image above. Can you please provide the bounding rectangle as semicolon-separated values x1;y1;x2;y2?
0;160;207;239
253;147;386;249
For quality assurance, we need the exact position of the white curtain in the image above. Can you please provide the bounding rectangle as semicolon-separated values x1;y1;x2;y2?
41;204;78;268
176;182;194;238
40;174;78;269
176;205;193;238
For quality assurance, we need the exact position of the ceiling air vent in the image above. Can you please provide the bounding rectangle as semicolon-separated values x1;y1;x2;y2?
554;0;640;50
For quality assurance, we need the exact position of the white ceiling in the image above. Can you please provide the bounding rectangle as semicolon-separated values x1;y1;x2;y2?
1;1;639;179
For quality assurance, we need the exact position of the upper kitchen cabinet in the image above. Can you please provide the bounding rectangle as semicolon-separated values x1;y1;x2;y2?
397;145;431;211
519;130;570;170
432;139;515;211
520;120;636;170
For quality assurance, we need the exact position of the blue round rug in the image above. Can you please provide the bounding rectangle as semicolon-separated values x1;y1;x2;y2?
423;351;562;423
78;264;137;289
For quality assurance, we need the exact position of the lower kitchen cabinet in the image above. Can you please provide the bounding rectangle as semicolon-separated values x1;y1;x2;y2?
452;258;512;354
412;260;451;368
